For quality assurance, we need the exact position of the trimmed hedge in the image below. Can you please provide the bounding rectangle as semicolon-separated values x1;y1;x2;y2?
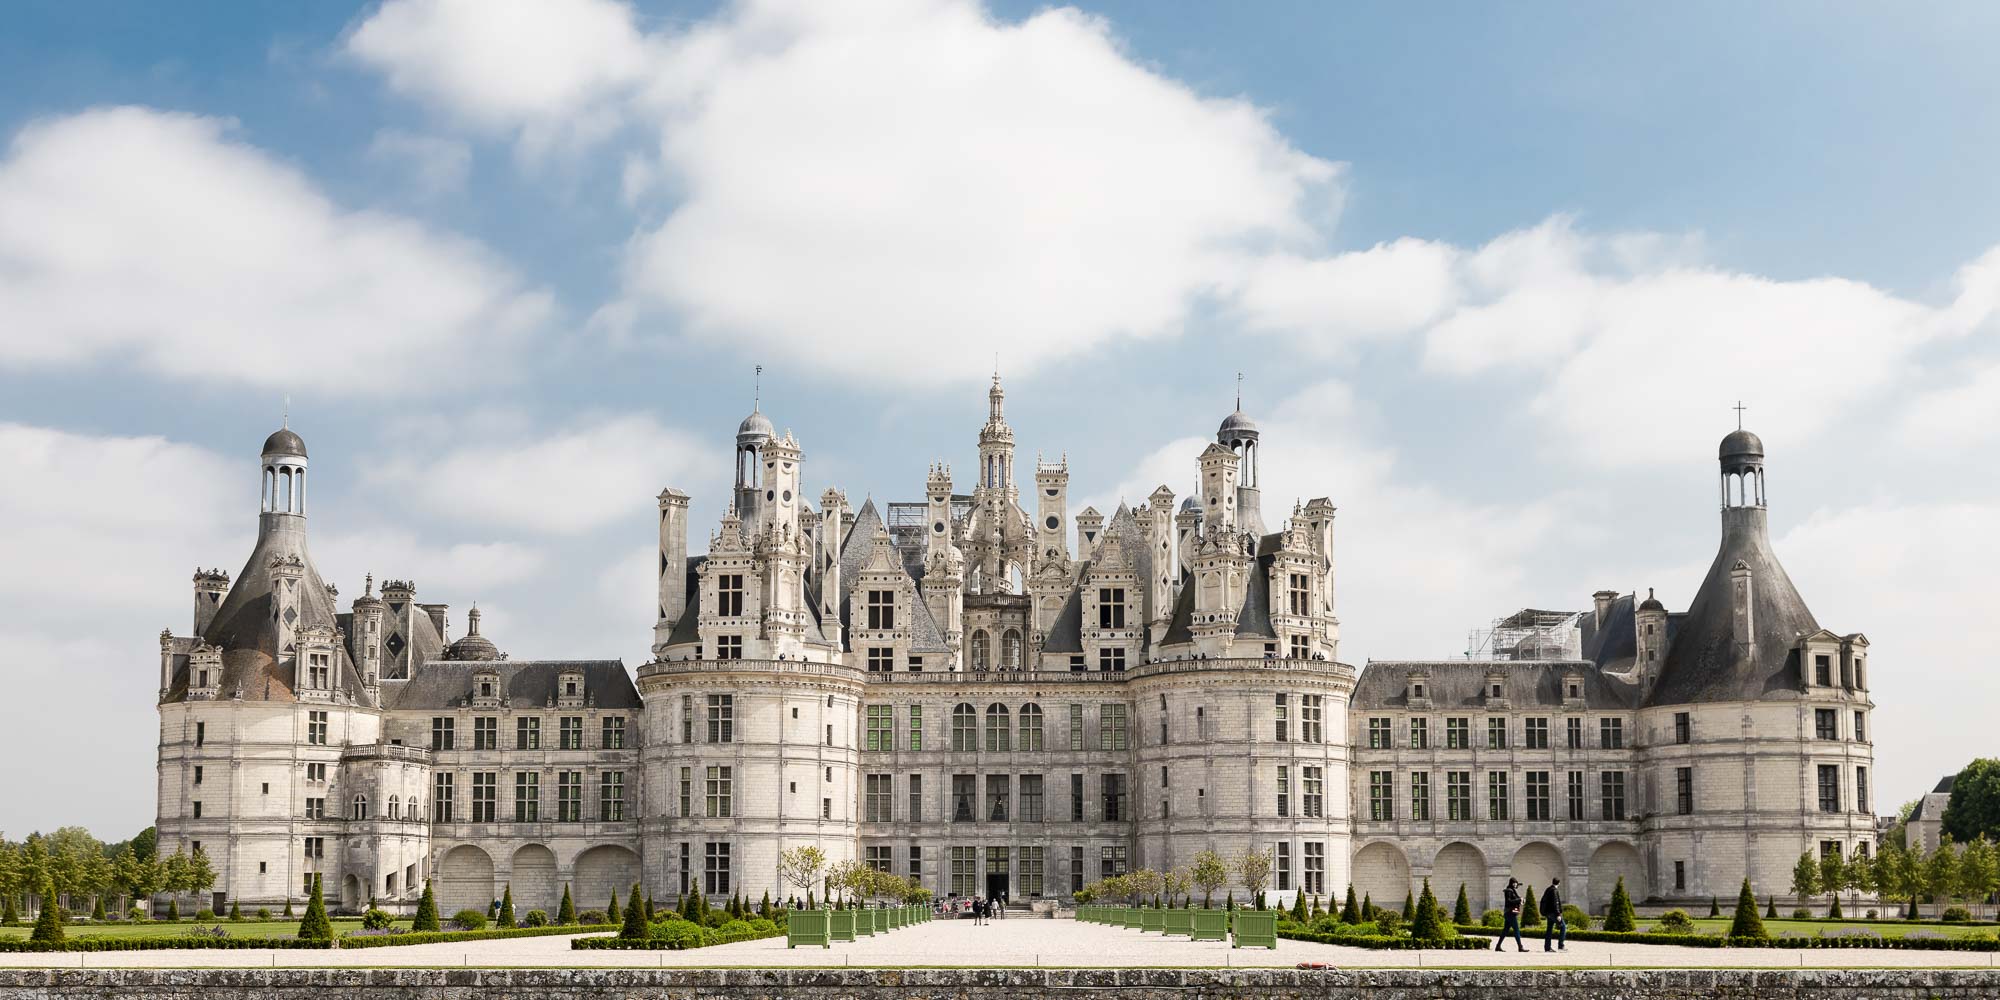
0;937;333;953
340;923;618;949
1453;925;2000;951
573;918;784;950
1280;929;1489;951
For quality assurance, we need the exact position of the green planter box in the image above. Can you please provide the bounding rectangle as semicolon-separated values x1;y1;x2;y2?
1124;907;1144;929
1163;909;1194;936
855;908;875;936
890;907;903;929
1190;909;1227;941
829;908;856;942
1232;909;1278;949
787;908;830;949
1141;908;1165;933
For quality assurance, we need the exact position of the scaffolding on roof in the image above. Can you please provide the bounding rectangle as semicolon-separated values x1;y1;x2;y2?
1466;608;1584;661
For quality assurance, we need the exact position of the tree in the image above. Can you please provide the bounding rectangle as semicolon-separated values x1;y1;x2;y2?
297;875;332;942
1874;841;1909;912
1846;846;1876;915
1819;849;1846;918
161;849;191;915
413;879;440;931
779;845;828;907
1289;889;1307;923
186;846;216;907
620;883;647;940
1790;851;1820;910
1728;879;1767;940
1190;850;1227;908
1340;884;1360;924
1231;848;1272;908
1926;840;1961;918
1943;758;2000;845
1409;879;1445;942
1520;884;1540;925
1957;838;1998;920
557;883;576;925
29;876;62;945
1451;884;1470;926
1127;868;1163;907
759;889;772;919
607;886;619;924
1163;868;1192;908
1604;876;1637;932
497;884;516;928
130;827;157;864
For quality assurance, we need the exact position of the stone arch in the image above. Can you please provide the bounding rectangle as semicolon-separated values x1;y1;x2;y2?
1351;841;1410;909
438;844;495;916
573;845;643;910
1510;842;1565;900
1433;842;1488;914
340;873;364;913
511;844;559;913
1588;842;1647;912
985;703;1011;751
970;630;990;671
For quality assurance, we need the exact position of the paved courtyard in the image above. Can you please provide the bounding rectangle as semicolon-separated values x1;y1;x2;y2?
5;918;1996;969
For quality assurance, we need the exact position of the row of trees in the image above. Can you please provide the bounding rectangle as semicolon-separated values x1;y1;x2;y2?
0;826;217;920
1076;847;1272;908
1791;837;2000;918
776;845;936;907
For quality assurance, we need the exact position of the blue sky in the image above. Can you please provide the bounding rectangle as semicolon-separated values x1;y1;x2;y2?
2;0;1997;838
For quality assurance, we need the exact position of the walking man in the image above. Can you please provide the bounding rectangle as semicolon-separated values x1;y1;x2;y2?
1541;878;1566;952
1494;878;1527;952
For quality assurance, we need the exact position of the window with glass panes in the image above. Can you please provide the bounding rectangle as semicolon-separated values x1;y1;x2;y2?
513;772;539;822
1675;767;1693;814
516;717;540;750
1815;709;1837;740
1674;712;1691;744
1567;771;1585;820
1854;711;1866;742
1274;694;1290;741
1524;717;1548;749
471;772;496;821
431;717;454;750
560;716;583;749
987;775;1010;821
1447;771;1472;820
601;715;625;749
866;705;893;750
1857;766;1869;811
1410;717;1428;749
1599;718;1623;749
557;771;582;822
864;846;892;872
1487;771;1509;820
951;847;978;896
1487;717;1507;749
707;694;733;743
599;771;624;821
1098;646;1126;672
1818;765;1840;812
705;765;732;817
717;574;744;616
986;705;1011;751
1020;774;1044;821
908;774;922;822
1600;771;1627;820
677;766;692;816
1275;842;1291;890
1525;771;1550;820
1276;765;1290;817
1369;770;1393;820
432;772;454;822
1566;717;1583;749
866;590;895;629
1446;717;1469;749
1019;845;1045;897
1100;845;1128;879
1100;704;1128;750
1302;766;1324;817
307;710;327;745
952;704;977;751
1018;704;1044;750
1304;842;1325;894
952;774;975;821
909;705;923;750
1098;588;1126;628
1068;704;1084;749
1301;695;1323;742
1102;772;1127;821
704;842;730;894
714;635;742;659
1411;771;1431;820
867;647;894;672
865;774;892;821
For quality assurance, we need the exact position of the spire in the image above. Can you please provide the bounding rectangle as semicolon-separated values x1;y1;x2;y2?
754;364;762;409
1236;371;1242;411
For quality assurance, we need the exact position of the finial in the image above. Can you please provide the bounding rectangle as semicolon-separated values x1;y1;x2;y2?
1733;400;1746;430
364;573;373;597
754;365;762;409
283;395;290;429
1236;372;1242;411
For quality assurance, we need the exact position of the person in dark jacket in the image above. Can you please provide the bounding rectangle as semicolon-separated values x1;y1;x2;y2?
1494;878;1527;952
1541;878;1566;951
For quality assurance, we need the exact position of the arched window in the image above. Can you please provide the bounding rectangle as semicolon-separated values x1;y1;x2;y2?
970;630;990;671
408;799;420;820
951;703;978;752
985;704;1011;752
1018;703;1044;751
1001;629;1023;670
387;795;400;819
351;794;368;821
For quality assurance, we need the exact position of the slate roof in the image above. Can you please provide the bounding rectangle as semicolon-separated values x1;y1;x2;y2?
1041;570;1088;653
1352;660;1640;710
1648;507;1820;707
385;659;638;710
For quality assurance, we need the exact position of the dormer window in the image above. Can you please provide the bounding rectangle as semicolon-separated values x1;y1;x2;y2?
480;681;493;697
472;670;503;708
1491;684;1502;697
558;670;586;708
1413;684;1424;699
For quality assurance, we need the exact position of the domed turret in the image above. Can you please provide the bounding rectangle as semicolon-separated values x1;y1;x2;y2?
1718;429;1763;462
1217;409;1259;441
444;605;500;661
737;409;774;447
1639;587;1665;612
262;427;307;459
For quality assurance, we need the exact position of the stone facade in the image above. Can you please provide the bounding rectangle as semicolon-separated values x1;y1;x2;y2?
153;390;1874;917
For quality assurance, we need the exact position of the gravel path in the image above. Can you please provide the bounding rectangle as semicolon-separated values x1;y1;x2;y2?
5;918;1996;969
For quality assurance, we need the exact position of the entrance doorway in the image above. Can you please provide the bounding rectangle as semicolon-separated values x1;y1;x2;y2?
986;872;1009;903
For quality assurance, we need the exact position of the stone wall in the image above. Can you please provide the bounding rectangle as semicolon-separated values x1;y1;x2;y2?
4;968;2000;999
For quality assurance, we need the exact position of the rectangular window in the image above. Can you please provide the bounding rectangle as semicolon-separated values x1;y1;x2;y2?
1020;774;1045;822
1675;766;1693;815
704;842;731;895
1487;770;1509;820
909;774;922;822
1524;717;1549;749
1099;845;1128;880
303;836;323;861
910;845;923;881
1410;717;1429;749
952;774;975;822
516;716;541;750
866;705;894;751
195;721;204;746
1070;772;1085;821
1275;842;1291;891
559;716;583;750
1447;771;1472;821
678;843;690;895
987;774;1010;822
910;705;924;751
1446;717;1469;749
1068;704;1084;750
1100;704;1128;750
1566;717;1583;749
1274;694;1290;742
1857;766;1869;812
1815;709;1838;740
193;765;203;785
1303;841;1325;895
1674;712;1691;745
307;711;327;746
1410;771;1431;820
471;772;496;823
706;765;733;817
1098;587;1126;628
1276;765;1290;817
1599;718;1624;749
1854;711;1866;743
1525;771;1550;820
513;771;539;822
1567;771;1585;821
1369;770;1393;821
867;647;894;672
432;773;453;822
1289;634;1310;659
304;797;323;819
715;634;743;660
823;797;832;819
1070;846;1085;893
1600;770;1627;820
867;590;895;630
1102;772;1127;822
557;771;582;822
305;762;325;783
602;715;626;749
707;694;734;743
1019;845;1045;898
1098;646;1127;672
718;574;745;617
431;717;455;750
681;695;693;743
1676;860;1686;891
1300;695;1323;743
1487;717;1507;749
471;716;495;749
599;771;624;821
1818;764;1840;812
1814;653;1831;686
952;847;978;896
1302;766;1324;818
864;846;892;873
306;651;330;690
1288;573;1309;617
678;766;692;817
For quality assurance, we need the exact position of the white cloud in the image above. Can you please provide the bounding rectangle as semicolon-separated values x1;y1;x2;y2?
0;106;552;392
365;127;472;196
1232;238;1460;349
368;413;720;535
350;0;1342;381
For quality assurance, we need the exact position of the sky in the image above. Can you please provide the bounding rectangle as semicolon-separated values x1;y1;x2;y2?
2;0;1998;840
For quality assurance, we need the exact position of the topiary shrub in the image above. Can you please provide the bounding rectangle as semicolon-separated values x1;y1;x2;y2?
30;879;63;945
1375;909;1403;935
1481;908;1504;928
412;880;440;933
166;899;179;920
361;908;394;931
1827;898;1843;919
1865;909;1878;919
1561;904;1591;931
654;918;706;949
1766;898;1777;919
557;884;575;925
194;908;216;921
296;877;332;943
256;908;271;920
578;909;607;925
1654;909;1694;935
451;909;488;931
524;909;549;927
497;885;516;928
1603;877;1637;932
91;896;106;921
1709;896;1720;918
1944;906;1972;922
283;898;293;918
1727;879;1766;941
1452;885;1471;926
1792;908;1813;919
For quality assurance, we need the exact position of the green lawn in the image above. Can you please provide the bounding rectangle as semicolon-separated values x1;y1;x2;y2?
0;917;407;941
1681;917;1992;940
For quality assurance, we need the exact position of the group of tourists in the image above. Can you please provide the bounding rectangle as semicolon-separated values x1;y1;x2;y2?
1493;876;1567;952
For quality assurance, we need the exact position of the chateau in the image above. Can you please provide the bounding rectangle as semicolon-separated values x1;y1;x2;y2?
154;382;1879;919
